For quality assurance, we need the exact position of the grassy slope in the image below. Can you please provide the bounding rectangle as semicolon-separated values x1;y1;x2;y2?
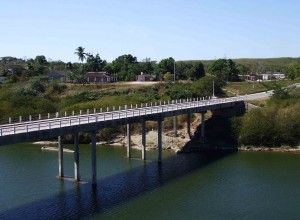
180;57;298;71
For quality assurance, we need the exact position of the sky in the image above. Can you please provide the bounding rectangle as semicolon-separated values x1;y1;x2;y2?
0;0;299;62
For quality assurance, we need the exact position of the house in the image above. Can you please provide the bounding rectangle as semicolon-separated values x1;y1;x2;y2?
47;71;70;83
84;72;117;83
272;72;285;80
136;72;157;81
261;73;272;81
245;75;258;81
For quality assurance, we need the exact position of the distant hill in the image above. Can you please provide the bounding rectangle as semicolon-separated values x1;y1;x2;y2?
179;57;299;73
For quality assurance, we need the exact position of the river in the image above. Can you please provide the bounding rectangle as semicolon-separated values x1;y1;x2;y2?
0;143;299;219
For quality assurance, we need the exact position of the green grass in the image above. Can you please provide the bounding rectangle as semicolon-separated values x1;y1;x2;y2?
181;57;298;72
224;80;300;96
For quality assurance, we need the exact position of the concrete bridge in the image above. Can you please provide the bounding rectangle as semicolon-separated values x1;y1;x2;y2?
0;97;245;185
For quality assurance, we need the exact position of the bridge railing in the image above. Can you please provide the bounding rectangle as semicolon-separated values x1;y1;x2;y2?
0;96;244;136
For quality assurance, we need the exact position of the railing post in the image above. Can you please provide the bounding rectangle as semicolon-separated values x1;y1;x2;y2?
19;116;22;123
29;115;32;121
87;109;89;114
14;126;16;134
26;125;29;132
9;117;11;124
0;128;2;136
80;110;82;115
65;111;67;117
94;108;96;113
72;111;75;116
39;114;41;120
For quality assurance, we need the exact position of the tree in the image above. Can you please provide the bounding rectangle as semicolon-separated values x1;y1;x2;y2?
192;76;225;97
85;53;107;72
208;59;240;81
157;57;175;74
164;72;173;81
111;54;138;81
34;55;48;65
74;46;86;63
286;59;300;80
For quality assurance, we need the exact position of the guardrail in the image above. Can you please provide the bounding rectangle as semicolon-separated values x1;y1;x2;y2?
0;96;244;137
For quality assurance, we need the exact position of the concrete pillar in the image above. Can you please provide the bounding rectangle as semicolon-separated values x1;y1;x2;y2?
91;131;97;186
74;132;80;181
157;117;163;163
58;136;64;178
127;124;131;158
173;116;178;137
187;113;191;138
201;112;205;139
142;119;146;160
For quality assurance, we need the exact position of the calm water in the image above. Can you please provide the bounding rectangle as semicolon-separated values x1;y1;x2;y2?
0;143;300;219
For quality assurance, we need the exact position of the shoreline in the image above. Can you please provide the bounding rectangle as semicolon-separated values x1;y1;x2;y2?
32;132;300;154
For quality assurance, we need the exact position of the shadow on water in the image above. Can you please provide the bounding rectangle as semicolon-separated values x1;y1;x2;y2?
0;150;235;219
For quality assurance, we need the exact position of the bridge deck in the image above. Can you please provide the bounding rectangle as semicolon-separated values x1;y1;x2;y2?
0;97;244;146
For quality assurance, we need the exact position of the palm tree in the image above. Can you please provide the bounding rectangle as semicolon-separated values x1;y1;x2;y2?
74;46;86;63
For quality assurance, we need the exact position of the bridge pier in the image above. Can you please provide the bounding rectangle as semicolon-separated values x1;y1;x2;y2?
142;119;146;160
91;131;97;186
201;112;206;141
58;136;64;178
173;116;177;137
157;116;163;163
187;113;191;138
127;124;131;158
74;132;80;181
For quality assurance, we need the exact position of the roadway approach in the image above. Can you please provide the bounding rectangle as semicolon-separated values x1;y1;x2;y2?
0;96;246;185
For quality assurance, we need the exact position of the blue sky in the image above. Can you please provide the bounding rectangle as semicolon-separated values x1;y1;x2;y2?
0;0;299;62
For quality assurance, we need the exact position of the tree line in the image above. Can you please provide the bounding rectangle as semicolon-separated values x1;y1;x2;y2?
1;47;299;84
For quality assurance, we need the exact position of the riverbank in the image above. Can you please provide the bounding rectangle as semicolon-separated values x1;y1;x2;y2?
97;129;193;153
239;145;300;153
33;133;300;154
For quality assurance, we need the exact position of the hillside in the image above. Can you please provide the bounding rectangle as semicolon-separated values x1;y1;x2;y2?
180;57;298;72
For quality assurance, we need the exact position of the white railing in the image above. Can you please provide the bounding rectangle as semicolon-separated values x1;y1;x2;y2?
0;96;244;137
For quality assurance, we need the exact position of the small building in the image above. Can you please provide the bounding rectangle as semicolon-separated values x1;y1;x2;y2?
47;71;70;83
261;73;272;81
84;72;117;83
136;72;157;81
245;75;258;81
273;72;285;80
